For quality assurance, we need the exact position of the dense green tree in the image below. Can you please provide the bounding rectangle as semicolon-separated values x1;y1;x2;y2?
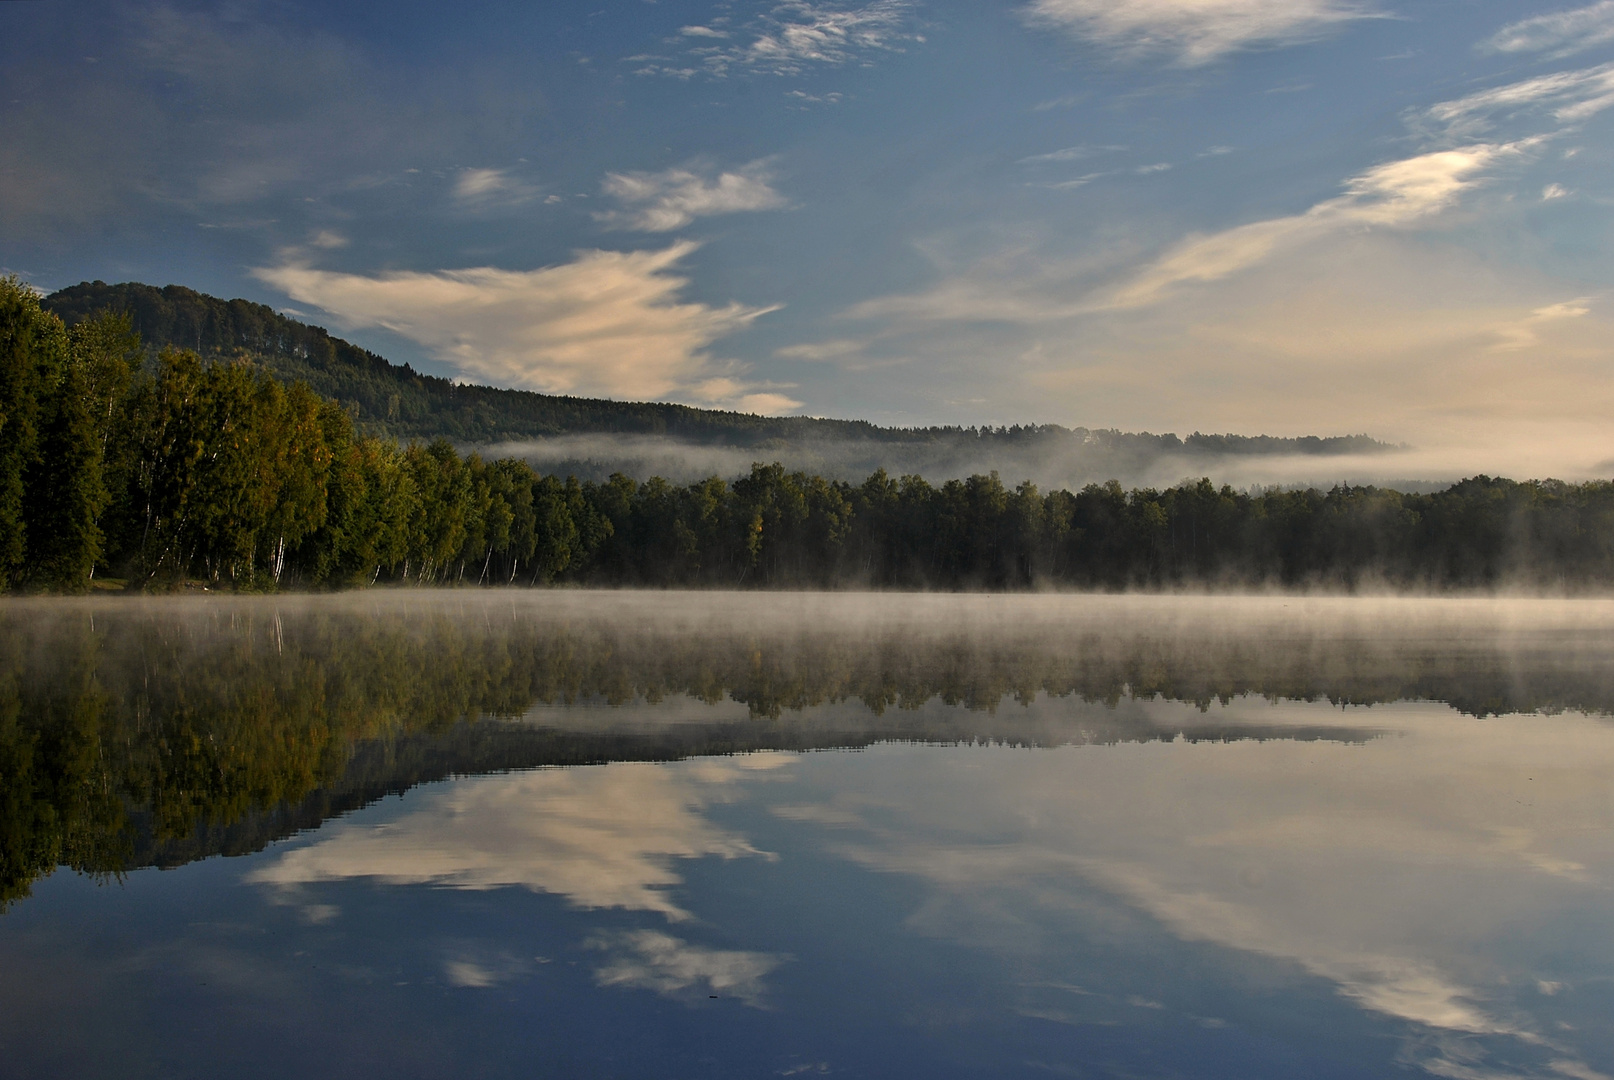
0;279;66;587
25;362;107;590
10;276;1614;593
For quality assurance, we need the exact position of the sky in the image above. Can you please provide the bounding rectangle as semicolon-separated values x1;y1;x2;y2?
4;0;1614;476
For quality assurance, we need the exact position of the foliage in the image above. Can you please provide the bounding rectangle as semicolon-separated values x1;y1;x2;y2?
8;278;1614;592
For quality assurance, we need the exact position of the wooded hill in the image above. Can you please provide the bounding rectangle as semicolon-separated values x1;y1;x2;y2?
9;276;1611;595
43;280;1391;457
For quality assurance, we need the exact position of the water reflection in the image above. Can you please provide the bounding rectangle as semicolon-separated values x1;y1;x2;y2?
4;591;1612;905
1;593;1613;1079
778;711;1614;1077
247;758;785;921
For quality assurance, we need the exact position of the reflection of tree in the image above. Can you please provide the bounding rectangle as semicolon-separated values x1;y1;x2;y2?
2;600;1611;906
0;618;130;907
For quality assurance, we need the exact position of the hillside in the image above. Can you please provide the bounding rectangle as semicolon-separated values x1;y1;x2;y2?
44;281;1392;462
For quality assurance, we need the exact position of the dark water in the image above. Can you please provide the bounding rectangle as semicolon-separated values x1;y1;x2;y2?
2;592;1612;1080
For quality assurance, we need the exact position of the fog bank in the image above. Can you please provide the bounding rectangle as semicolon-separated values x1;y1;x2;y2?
482;432;1555;491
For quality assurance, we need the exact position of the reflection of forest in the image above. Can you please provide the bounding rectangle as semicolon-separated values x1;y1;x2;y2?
3;596;1611;907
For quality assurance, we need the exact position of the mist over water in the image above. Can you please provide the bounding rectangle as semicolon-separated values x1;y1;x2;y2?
3;592;1613;1080
486;433;1461;491
481;431;1614;491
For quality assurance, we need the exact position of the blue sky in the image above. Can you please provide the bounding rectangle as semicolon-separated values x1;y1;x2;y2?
5;0;1614;474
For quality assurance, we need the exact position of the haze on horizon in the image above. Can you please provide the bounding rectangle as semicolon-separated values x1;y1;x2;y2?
4;0;1614;481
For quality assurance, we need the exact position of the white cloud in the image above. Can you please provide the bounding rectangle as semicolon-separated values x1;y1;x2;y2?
451;167;537;208
1481;1;1614;58
737;391;806;414
589;930;785;1006
597;160;788;232
774;338;869;361
245;760;774;921
1102;144;1515;309
865;145;1515;321
637;0;918;78
1022;0;1377;65
1488;296;1591;350
253;243;785;404
1016;144;1126;164
1543;182;1571;200
1422;62;1614;138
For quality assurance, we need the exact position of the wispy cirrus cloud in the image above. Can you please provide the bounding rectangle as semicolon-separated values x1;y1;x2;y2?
451;167;538;209
1015;144;1127;165
1101;144;1519;309
1021;0;1378;65
1420;61;1614;139
1481;0;1614;58
1099;59;1614;311
632;0;920;79
596;160;788;232
254;242;791;408
855;144;1522;321
1093;57;1614;308
872;52;1614;324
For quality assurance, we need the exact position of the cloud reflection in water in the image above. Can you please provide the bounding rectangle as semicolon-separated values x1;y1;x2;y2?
775;700;1614;1076
249;757;785;921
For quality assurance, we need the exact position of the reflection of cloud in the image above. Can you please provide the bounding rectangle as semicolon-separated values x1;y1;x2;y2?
247;761;772;921
791;705;1614;1074
1082;859;1515;1034
597;160;787;232
589;930;785;1006
253;244;780;402
444;959;501;988
773;804;866;827
1023;0;1376;65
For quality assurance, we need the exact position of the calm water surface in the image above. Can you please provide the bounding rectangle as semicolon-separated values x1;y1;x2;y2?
1;592;1612;1080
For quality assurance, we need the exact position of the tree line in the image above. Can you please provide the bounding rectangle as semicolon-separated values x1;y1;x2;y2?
5;276;1614;593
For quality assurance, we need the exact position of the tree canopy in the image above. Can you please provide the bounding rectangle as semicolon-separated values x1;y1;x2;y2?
5;276;1613;593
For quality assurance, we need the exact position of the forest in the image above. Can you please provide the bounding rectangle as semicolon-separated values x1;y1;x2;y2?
6;275;1614;592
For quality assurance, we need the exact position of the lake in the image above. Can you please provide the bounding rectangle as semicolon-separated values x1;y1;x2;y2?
1;592;1612;1079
